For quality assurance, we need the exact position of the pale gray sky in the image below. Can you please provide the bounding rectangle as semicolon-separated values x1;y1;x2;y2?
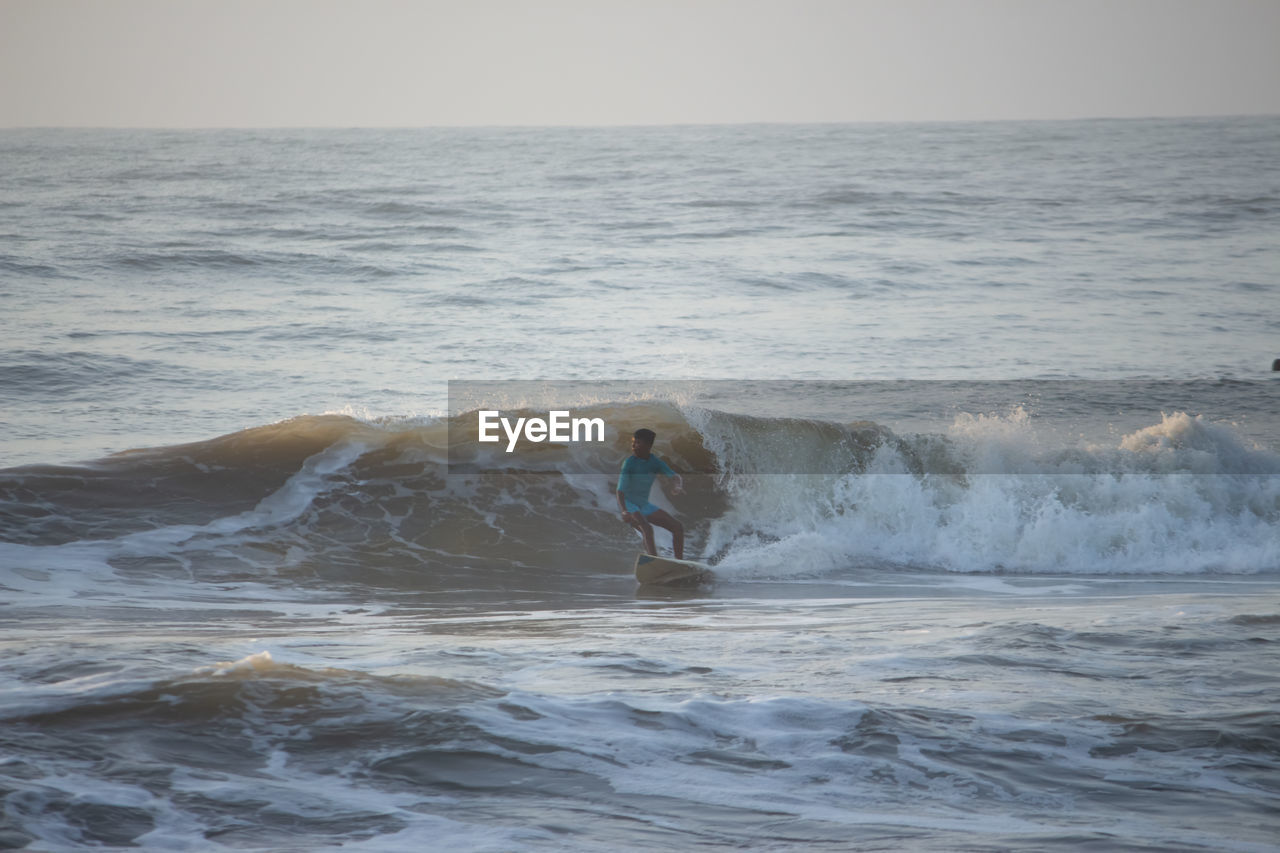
2;0;1277;127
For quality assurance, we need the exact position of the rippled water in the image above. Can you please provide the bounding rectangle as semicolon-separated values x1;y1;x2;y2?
3;118;1278;462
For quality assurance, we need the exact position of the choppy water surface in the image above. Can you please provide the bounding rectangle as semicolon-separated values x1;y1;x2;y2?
3;118;1278;462
4;584;1279;851
2;118;1279;850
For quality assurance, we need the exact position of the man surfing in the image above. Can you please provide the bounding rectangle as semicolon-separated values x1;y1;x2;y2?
616;428;684;559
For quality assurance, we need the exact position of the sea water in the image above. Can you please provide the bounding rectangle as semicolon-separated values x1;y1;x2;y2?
1;119;1278;850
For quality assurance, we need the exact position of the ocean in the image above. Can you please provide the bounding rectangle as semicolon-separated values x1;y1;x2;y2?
1;117;1278;850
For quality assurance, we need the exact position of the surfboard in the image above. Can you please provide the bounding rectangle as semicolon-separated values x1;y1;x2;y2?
633;552;713;586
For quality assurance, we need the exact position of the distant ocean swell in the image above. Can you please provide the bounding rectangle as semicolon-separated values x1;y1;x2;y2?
3;402;1276;594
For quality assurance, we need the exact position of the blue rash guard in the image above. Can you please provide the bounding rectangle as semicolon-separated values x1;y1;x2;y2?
617;454;676;516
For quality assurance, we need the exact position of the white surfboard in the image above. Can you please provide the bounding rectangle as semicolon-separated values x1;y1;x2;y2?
633;552;713;586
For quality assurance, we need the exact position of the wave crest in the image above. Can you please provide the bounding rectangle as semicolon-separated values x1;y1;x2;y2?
2;402;1277;585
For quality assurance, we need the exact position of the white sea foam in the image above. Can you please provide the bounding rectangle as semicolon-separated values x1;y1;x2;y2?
703;408;1280;576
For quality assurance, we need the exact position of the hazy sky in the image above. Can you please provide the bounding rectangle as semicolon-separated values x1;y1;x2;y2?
2;0;1278;127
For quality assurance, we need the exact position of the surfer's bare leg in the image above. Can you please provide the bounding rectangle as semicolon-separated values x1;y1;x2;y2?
646;509;684;560
625;513;658;556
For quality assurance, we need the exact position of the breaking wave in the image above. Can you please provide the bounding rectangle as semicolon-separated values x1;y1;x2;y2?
2;402;1277;594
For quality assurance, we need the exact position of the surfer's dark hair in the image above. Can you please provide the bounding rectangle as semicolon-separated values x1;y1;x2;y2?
634;428;656;444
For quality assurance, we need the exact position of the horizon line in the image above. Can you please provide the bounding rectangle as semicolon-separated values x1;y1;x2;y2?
3;110;1277;132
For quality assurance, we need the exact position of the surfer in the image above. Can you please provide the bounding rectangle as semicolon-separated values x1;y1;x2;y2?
617;428;685;559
